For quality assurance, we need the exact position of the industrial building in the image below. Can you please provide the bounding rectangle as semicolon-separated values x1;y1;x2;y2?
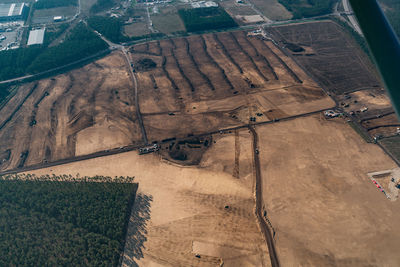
27;28;45;46
191;1;218;8
0;3;28;21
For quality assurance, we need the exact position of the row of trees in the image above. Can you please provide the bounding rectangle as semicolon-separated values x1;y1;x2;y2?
278;0;336;19
88;16;130;43
88;16;166;44
90;0;115;14
0;174;137;266
178;7;238;32
0;22;108;102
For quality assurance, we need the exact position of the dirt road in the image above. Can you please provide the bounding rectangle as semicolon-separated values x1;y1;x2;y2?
249;126;280;267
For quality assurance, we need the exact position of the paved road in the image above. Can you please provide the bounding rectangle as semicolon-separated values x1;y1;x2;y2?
249;126;280;267
342;0;363;35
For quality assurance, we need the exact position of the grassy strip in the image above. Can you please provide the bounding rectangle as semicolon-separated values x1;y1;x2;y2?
380;135;400;162
348;121;373;143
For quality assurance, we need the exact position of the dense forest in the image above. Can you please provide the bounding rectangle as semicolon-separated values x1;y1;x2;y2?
0;22;107;102
0;23;107;80
91;0;115;14
278;0;336;19
0;46;44;81
0;174;137;266
379;0;400;38
88;16;130;43
34;0;78;9
27;23;108;73
178;7;238;32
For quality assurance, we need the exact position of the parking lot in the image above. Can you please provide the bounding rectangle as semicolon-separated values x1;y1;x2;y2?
0;21;24;50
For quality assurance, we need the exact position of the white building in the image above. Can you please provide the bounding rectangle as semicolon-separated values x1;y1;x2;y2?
191;1;218;8
27;28;45;46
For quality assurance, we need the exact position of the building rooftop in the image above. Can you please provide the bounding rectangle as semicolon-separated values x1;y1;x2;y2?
27;28;45;46
191;1;218;8
0;3;26;18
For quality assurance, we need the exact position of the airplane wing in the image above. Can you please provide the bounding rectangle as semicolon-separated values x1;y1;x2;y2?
349;0;400;118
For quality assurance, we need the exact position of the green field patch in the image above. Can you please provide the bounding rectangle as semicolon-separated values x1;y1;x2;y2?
151;6;185;34
348;121;373;143
0;174;137;266
278;0;335;19
34;0;78;9
178;6;238;32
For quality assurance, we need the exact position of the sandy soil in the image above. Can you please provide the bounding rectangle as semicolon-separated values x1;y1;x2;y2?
256;114;400;266
25;129;271;267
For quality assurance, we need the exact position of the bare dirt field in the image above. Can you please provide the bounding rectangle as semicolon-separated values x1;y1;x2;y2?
129;30;334;141
220;0;259;24
24;129;271;267
268;21;381;95
0;29;333;172
256;114;400;266
0;52;143;171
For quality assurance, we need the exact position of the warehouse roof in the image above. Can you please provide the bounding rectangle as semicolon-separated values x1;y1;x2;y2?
27;28;45;46
0;3;26;18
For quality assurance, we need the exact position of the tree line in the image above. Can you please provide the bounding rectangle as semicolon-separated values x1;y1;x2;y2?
0;174;137;266
88;16;130;43
0;22;108;101
178;7;238;32
278;0;336;19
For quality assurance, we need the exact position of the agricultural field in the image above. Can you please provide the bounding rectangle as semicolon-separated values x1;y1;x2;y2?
25;129;271;266
220;0;260;25
128;30;334;141
0;175;137;266
0;52;143;172
257;115;400;266
32;6;77;24
123;22;151;37
268;21;381;95
381;136;400;161
248;0;292;20
150;5;186;34
277;0;335;19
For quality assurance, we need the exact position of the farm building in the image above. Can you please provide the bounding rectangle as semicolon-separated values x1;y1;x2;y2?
0;3;28;21
27;28;45;46
191;1;218;8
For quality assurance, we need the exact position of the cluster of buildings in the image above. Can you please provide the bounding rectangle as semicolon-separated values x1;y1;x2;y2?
0;3;28;22
191;1;218;8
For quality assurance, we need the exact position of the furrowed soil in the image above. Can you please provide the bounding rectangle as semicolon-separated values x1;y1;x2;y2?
268;21;381;95
129;30;333;142
0;30;333;172
0;52;143;171
257;114;400;266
